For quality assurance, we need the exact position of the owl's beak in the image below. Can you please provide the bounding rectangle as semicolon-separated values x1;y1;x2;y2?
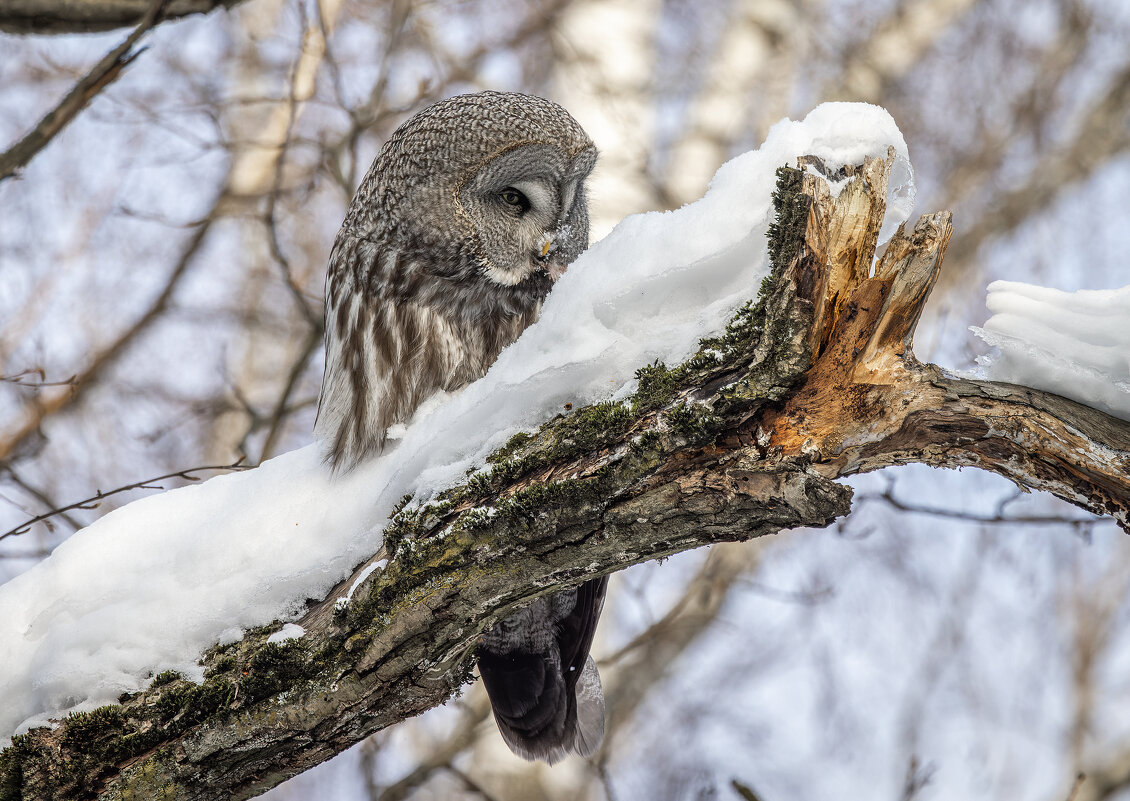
534;234;567;281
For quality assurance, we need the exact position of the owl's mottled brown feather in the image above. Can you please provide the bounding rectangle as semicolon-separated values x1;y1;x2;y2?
315;92;606;763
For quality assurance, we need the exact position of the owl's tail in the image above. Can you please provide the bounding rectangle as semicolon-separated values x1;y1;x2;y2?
479;652;605;764
479;577;607;763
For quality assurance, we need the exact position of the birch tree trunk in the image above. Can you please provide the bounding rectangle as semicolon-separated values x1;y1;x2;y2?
550;0;662;239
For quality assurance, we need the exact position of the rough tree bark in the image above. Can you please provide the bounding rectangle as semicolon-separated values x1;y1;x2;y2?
2;150;1127;801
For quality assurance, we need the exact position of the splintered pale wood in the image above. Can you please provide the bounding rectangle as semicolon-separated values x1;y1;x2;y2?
797;148;893;359
5;151;1129;801
862;210;950;377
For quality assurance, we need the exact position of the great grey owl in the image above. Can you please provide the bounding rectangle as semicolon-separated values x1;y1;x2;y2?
315;92;607;763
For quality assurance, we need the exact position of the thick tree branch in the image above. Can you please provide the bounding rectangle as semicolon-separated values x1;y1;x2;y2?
0;0;240;33
757;156;1128;524
2;150;1127;801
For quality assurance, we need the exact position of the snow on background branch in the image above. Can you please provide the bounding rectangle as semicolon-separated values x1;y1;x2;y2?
973;281;1130;421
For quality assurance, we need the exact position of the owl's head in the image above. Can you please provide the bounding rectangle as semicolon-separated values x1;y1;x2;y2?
458;138;597;289
347;92;597;300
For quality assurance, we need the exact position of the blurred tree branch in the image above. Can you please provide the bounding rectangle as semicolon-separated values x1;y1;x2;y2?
830;0;979;102
0;0;168;182
3;150;1128;800
941;58;1130;283
0;210;217;466
854;480;1105;530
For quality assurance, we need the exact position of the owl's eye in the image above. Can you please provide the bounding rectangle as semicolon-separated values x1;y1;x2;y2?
498;187;531;214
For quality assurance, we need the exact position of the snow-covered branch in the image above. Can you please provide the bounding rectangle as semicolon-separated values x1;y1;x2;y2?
3;142;1129;800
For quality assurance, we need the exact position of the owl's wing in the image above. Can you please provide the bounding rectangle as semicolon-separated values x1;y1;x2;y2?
557;575;608;698
316;237;472;472
557;575;608;757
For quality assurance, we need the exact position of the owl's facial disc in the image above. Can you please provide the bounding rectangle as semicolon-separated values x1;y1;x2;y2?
490;175;586;286
486;176;561;286
459;142;592;290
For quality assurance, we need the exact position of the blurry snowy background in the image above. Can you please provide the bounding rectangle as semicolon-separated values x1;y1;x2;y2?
1;1;1129;799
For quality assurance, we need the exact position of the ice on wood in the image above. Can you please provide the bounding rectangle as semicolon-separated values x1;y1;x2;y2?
0;101;911;743
972;281;1130;421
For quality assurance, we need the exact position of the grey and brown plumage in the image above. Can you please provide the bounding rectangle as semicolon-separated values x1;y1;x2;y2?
315;92;606;763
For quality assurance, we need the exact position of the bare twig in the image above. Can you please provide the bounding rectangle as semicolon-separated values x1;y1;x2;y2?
731;779;764;801
830;0;979;102
940;55;1130;288
0;370;77;389
599;541;769;759
0;0;242;34
1066;772;1085;801
854;488;1105;529
2;468;84;534
444;766;502;801
258;0;331;330
900;755;937;801
372;692;490;801
598;761;619;801
256;328;322;463
0;461;248;542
